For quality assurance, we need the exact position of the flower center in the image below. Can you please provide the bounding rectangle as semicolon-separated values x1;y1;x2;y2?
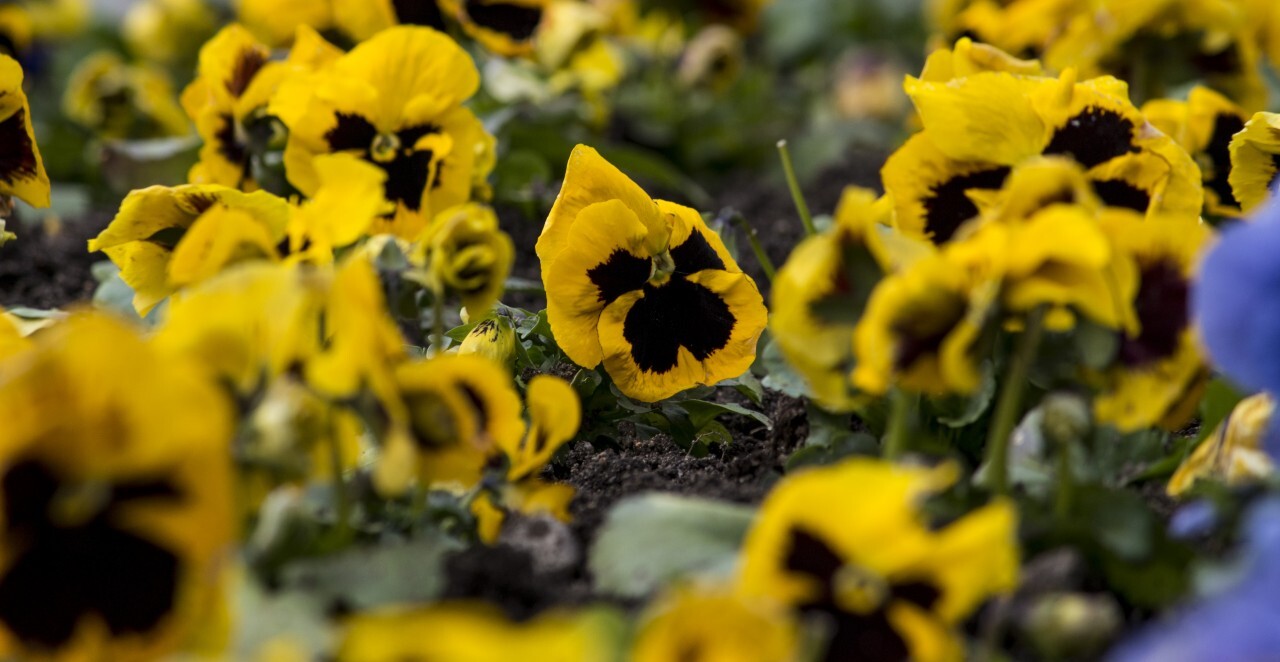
371;132;402;163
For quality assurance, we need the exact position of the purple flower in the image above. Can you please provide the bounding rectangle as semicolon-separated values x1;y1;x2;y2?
1106;499;1280;662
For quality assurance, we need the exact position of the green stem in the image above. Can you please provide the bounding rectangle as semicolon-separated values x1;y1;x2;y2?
776;140;816;236
431;288;446;357
984;308;1046;496
726;210;777;283
884;389;913;460
326;413;352;546
1054;436;1074;521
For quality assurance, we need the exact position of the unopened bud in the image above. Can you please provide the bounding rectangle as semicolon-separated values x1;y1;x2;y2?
458;316;516;366
1040;392;1091;448
1021;592;1121;660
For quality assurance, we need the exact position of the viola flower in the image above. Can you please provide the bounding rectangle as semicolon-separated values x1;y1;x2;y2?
771;187;929;411
1195;197;1280;425
632;585;800;662
852;253;997;396
1167;393;1275;497
283;153;390;264
884;64;1202;244
1142;86;1250;218
0;54;49;208
181;24;342;190
374;354;525;495
539;145;767;402
941;0;1077;62
122;0;216;65
1093;212;1212;432
410;202;514;317
440;0;549;56
62;51;190;139
458;315;517;366
237;0;333;48
0;312;234;660
737;458;1018;662
330;0;447;43
87;184;291;313
335;603;612;661
1227;112;1280;214
273;26;491;239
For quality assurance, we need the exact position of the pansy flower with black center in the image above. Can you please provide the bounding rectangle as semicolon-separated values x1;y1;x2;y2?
410;202;514;318
373;354;525;496
0;54;49;208
771;187;931;411
941;0;1078;63
0;312;235;660
236;0;333;48
852;253;997;397
440;0;549;56
539;146;767;402
1228;111;1280;214
273;26;491;239
62;50;191;140
182;23;341;190
885;58;1203;244
737;458;1018;662
1143;86;1251;218
335;603;612;661
1093;211;1212;432
631;585;800;662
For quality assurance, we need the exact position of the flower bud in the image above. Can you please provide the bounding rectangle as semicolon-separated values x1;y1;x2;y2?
1021;592;1121;660
459;316;517;366
1040;391;1091;448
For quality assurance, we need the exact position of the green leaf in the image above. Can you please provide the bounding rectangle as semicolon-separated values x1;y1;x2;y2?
760;339;812;398
786;431;878;471
589;494;755;598
1196;377;1248;442
446;322;479;342
570;368;603;400
680;399;772;432
930;360;996;427
722;372;765;406
278;533;464;611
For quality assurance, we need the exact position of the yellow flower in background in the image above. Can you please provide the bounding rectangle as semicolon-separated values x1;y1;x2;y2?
182;24;342;190
0;312;235;660
771;187;930;411
942;0;1078;62
26;0;87;40
440;0;549;56
374;354;524;495
237;0;334;47
738;459;1018;662
676;24;743;91
123;0;217;65
459;315;517;365
335;603;612;662
918;37;1044;83
63;51;191;140
540;145;765;402
330;0;447;43
1228;111;1280;214
886;63;1203;244
273;26;490;239
852;253;995;396
0;55;49;208
284;153;390;263
1093;212;1211;432
632;585;800;662
411;202;514;316
1168;393;1275;496
1142;86;1250;217
87;184;291;313
0;5;33;61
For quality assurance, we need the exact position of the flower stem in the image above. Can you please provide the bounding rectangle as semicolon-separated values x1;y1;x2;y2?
776;140;816;236
431;288;446;357
725;210;777;283
326;414;352;546
1054;437;1074;520
984;308;1046;496
884;388;914;460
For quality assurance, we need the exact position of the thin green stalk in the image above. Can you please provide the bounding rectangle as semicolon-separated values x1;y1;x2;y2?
1054;438;1074;521
776;140;816;236
326;413;352;546
984;308;1047;496
727;211;777;283
430;288;446;357
884;389;913;460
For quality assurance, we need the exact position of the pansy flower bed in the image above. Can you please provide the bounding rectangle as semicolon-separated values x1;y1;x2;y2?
5;0;1280;659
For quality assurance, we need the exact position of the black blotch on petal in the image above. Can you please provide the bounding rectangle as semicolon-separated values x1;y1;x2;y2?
922;167;1009;244
458;383;491;429
891;294;967;371
587;249;652;306
1120;259;1188;367
391;0;447;30
464;0;543;41
226;48;268;98
382;149;435;211
671;229;726;276
1042;107;1139;169
891;580;942;610
1092;179;1151;212
324;113;378;153
819;610;912;662
0;108;38;185
213;113;250;181
1204;113;1244;209
784;527;843;589
623;278;735;374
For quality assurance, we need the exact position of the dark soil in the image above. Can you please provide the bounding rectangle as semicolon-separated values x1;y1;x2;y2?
0;214;106;310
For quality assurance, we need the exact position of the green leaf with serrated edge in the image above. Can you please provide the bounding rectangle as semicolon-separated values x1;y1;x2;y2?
680;399;772;431
589;494;755;598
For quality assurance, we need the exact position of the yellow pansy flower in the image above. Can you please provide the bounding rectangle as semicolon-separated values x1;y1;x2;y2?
738;459;1018;662
0;54;49;208
1168;393;1275;496
411;202;514;316
123;0;217;65
0;312;235;660
1228;111;1280;214
632;585;800;662
539;145;767;402
62;51;190;139
1141;86;1250;217
440;0;549;56
458;315;517;366
330;0;447;43
236;0;334;47
273;26;490;239
1093;212;1211;432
